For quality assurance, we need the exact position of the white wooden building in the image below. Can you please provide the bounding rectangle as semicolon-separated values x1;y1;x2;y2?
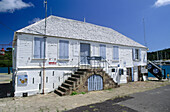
12;15;147;97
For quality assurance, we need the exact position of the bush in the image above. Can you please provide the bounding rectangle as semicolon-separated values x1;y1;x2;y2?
81;92;86;94
71;91;78;96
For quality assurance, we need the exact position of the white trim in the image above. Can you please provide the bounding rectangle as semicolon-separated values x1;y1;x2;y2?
17;66;76;69
15;89;39;94
16;32;147;49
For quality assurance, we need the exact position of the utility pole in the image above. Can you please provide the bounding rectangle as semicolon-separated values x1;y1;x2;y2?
43;0;47;94
143;18;147;47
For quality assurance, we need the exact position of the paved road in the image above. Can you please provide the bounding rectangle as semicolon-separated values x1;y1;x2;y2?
66;85;170;112
120;85;170;112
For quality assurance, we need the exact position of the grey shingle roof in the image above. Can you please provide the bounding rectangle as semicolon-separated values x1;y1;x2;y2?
17;15;146;48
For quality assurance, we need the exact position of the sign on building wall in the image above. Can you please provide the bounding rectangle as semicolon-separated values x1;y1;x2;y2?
17;75;28;86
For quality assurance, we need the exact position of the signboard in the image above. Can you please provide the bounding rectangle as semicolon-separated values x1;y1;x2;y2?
141;68;148;74
17;75;28;86
49;58;57;65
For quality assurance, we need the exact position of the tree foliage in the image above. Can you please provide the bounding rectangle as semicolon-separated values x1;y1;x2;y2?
0;47;12;67
147;48;170;61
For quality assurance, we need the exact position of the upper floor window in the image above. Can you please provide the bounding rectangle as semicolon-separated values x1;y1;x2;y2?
59;40;69;59
34;37;45;59
113;46;119;61
100;44;106;59
133;48;141;61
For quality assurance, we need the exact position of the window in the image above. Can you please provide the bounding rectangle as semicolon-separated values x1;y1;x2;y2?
119;69;124;75
100;44;106;59
46;77;48;83
52;71;54;76
112;69;115;72
135;49;139;60
133;48;141;61
34;37;45;59
113;46;119;61
59;40;69;59
32;78;34;84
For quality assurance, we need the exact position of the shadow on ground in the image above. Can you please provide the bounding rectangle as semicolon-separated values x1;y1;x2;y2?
0;83;14;98
65;96;137;112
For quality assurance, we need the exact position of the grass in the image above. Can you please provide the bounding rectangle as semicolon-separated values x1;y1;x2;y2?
71;91;87;96
89;106;95;108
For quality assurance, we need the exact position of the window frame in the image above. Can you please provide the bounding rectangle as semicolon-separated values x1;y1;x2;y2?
133;48;141;61
113;46;119;61
58;40;69;60
99;44;106;59
33;37;46;59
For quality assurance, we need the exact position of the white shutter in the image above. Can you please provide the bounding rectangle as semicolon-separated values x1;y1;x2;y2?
100;45;106;59
113;46;119;60
34;38;40;59
132;48;135;60
139;49;141;61
59;40;69;59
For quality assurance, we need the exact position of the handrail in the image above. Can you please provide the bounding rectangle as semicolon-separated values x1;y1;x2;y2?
71;56;113;73
71;56;87;72
148;60;162;71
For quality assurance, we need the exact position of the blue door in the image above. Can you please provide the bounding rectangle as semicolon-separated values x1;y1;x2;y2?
88;75;103;91
80;43;90;64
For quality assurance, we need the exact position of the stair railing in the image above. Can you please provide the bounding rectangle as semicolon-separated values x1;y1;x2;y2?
71;56;112;73
148;60;162;70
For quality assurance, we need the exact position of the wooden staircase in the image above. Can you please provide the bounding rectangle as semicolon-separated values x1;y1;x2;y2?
54;68;117;96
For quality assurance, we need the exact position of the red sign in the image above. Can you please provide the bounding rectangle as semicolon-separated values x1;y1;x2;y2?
49;62;56;65
0;48;5;55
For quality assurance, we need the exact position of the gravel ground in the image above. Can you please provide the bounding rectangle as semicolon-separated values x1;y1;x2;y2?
0;80;170;112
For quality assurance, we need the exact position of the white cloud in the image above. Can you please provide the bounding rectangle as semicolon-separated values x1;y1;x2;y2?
0;0;33;13
154;0;170;7
29;18;41;24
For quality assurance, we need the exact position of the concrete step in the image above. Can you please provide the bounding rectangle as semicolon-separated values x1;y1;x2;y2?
54;89;65;96
62;83;73;89
65;80;75;85
75;71;84;75
68;77;79;81
71;74;80;78
77;69;89;72
58;86;69;92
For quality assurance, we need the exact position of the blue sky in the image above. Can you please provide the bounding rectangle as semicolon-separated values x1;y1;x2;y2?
0;0;170;52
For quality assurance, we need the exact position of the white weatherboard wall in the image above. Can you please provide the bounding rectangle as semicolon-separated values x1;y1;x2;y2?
13;33;147;96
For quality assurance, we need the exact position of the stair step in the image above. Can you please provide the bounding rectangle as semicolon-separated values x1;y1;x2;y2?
65;80;75;85
54;89;65;96
78;69;89;72
68;77;79;81
62;83;73;88
75;71;84;75
58;86;68;92
72;74;80;78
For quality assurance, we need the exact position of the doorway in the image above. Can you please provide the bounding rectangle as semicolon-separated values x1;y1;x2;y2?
80;43;90;65
88;75;103;91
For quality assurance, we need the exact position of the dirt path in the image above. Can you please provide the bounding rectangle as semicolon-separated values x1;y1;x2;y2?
0;81;170;112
